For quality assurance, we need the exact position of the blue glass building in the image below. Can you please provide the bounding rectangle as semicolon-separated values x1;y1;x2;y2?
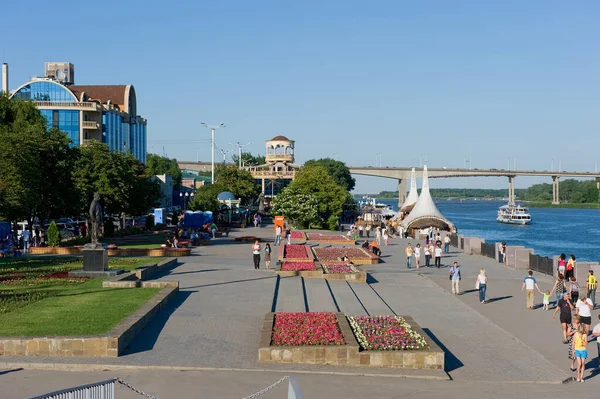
10;73;147;162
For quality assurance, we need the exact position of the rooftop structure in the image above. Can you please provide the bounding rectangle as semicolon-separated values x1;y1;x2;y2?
249;135;299;197
400;168;419;213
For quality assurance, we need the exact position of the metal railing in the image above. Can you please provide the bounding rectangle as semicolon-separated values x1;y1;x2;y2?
480;242;496;259
29;378;115;399
529;253;554;276
82;120;100;129
265;154;294;161
35;101;100;110
251;171;296;177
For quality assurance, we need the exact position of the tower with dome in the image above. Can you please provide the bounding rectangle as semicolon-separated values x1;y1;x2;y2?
247;135;299;197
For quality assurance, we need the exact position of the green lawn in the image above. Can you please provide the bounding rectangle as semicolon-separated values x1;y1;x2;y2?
0;257;165;273
0;278;160;336
117;243;166;249
109;257;166;271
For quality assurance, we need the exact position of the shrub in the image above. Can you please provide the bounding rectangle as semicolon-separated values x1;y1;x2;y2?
47;222;60;247
61;236;91;247
327;215;339;231
146;214;155;229
103;218;115;237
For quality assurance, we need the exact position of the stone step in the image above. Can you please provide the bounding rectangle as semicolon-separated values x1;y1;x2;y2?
275;275;305;312
348;283;396;316
303;278;338;312
327;280;369;316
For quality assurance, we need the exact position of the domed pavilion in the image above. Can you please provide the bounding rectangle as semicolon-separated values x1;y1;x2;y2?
248;135;300;197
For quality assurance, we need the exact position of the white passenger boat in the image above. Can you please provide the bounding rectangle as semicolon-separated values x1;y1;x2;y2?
497;204;531;225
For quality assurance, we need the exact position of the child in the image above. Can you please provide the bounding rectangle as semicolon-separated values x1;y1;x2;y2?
574;324;588;382
542;289;551;310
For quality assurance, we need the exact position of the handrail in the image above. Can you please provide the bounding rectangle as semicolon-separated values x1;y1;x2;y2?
28;378;116;399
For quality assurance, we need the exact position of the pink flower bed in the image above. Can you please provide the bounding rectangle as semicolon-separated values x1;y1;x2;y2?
306;233;351;242
272;312;346;346
347;316;428;351
283;244;308;259
290;231;305;240
281;262;316;271
322;263;358;274
314;247;377;262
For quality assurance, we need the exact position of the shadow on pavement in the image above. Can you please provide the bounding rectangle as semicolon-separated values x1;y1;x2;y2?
366;274;379;284
123;290;194;355
422;328;464;374
169;268;230;276
0;368;23;376
185;275;277;290
485;295;513;303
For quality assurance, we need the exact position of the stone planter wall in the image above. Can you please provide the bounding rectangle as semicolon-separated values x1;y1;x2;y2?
29;247;190;257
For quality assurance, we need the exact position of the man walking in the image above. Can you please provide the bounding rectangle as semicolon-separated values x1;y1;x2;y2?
450;262;461;295
21;229;30;253
522;270;542;310
405;243;413;269
274;225;282;246
586;270;597;308
443;235;450;254
434;244;443;268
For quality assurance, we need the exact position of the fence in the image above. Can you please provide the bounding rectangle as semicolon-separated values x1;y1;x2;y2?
480;242;496;259
460;237;464;250
449;235;458;247
29;378;115;399
529;254;554;276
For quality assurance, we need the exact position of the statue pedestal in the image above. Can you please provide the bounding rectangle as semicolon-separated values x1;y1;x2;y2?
69;244;123;277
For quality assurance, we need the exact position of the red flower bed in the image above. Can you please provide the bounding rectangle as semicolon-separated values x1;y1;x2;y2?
290;231;305;239
347;316;428;350
283;244;308;259
272;312;346;346
322;263;358;274
314;247;377;262
281;262;316;271
306;233;351;242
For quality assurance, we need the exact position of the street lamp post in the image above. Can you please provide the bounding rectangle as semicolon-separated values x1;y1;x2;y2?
231;141;251;169
201;122;226;184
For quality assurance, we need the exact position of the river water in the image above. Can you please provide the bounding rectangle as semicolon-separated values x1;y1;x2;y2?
379;199;600;262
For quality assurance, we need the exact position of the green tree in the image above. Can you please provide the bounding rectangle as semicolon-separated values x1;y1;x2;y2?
305;158;355;191
231;151;266;167
47;221;60;247
271;185;319;228
146;153;183;189
215;164;260;204
188;183;225;214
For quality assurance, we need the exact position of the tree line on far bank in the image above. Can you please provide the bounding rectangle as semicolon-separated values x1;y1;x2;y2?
371;179;600;204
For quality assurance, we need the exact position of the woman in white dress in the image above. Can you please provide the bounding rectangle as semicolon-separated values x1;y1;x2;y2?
414;244;421;268
375;226;382;246
382;228;389;246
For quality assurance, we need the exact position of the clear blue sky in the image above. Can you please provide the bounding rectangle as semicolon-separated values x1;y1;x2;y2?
3;1;599;193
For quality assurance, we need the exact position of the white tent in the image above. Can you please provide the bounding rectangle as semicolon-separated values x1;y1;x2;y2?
400;167;419;213
400;165;455;232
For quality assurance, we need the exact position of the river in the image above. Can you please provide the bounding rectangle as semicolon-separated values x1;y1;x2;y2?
378;199;600;262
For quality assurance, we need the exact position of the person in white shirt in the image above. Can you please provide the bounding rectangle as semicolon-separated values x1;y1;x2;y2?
21;229;30;253
414;244;421;269
274;225;282;246
434;244;443;268
443;235;450;254
476;268;488;303
252;240;261;270
591;315;600;363
358;224;364;238
575;294;594;334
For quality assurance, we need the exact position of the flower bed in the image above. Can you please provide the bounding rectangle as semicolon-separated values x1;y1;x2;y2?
281;262;316;272
271;312;346;346
290;231;306;240
313;247;379;264
305;233;353;243
322;263;358;274
347;316;428;351
283;244;309;259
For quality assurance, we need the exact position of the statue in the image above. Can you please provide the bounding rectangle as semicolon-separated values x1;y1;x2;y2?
89;192;103;246
258;192;265;214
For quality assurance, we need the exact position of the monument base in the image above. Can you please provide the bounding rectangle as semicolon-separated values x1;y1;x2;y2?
82;246;109;271
69;269;124;278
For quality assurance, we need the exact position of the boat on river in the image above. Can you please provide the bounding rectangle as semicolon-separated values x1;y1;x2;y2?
497;204;531;225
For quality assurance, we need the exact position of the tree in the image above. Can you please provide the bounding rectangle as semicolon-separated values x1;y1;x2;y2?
215;164;260;204
188;183;225;214
289;164;349;228
146;153;183;189
231;151;266;168
47;221;60;247
305;158;355;191
271;185;319;228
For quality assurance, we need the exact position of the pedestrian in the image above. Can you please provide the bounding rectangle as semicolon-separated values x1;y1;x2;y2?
252;240;261;269
253;215;258;228
575;294;593;335
405;243;413;269
264;243;272;270
375;226;382;246
553;292;574;343
257;214;262;228
274;225;282;246
574;324;588;382
542;290;551;311
476;268;487;303
521;270;542;310
414;244;421;269
551;273;566;308
449;262;461;295
365;224;371;238
569;276;580;304
211;222;217;239
558;253;567;276
443;235;450;254
424;243;432;267
285;227;291;245
382;228;389;246
434;243;442;268
586;270;596;308
21;229;30;253
566;254;576;280
501;242;507;264
425;236;430;246
358;224;364;238
566;315;581;372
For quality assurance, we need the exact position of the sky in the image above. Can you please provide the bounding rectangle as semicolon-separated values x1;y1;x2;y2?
2;1;599;193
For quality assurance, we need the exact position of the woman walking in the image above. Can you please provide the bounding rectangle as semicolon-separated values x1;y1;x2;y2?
424;243;432;267
375;227;382;246
252;240;261;270
264;243;272;270
382;228;389;246
567;315;581;372
551;273;566;307
476;268;488;303
569;276;580;304
414;244;421;269
558;253;567;276
553;292;574;343
566;254;576;280
574;324;588;382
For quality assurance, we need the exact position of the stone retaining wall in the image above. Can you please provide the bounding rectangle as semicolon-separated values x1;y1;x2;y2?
29;247;190;257
103;258;178;288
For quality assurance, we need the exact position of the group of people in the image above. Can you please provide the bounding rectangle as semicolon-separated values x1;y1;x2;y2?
273;225;291;246
251;240;272;270
348;223;390;246
404;235;450;269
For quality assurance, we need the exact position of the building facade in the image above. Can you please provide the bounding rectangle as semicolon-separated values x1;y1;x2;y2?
7;62;147;162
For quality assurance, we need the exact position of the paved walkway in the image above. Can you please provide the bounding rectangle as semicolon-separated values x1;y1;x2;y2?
3;225;600;396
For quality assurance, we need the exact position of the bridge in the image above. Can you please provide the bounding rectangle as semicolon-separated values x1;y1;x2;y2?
349;167;600;208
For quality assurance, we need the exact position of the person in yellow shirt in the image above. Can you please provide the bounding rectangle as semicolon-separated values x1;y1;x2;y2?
573;324;588;382
405;243;413;269
587;270;597;308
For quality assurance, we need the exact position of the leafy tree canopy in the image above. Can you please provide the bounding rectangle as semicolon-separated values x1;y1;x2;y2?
188;183;225;214
271;185;319;228
304;158;355;191
231;151;266;168
146;153;183;189
215;164;260;204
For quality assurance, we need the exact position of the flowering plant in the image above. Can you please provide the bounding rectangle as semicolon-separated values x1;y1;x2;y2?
322;263;358;274
306;233;351;242
272;312;346;346
314;247;378;261
290;231;306;240
347;316;428;351
283;244;309;259
281;262;316;271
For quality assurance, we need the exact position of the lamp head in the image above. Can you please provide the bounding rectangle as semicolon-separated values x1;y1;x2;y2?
201;122;207;127
219;123;226;127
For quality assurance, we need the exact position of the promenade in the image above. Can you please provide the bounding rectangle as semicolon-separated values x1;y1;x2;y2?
2;225;599;398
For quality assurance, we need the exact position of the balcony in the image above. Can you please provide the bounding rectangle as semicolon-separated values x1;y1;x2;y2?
251;170;296;179
265;154;294;162
34;101;100;111
82;121;100;129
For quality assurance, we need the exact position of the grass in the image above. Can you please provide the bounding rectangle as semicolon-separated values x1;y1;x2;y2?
0;257;165;273
117;243;166;249
0;278;160;336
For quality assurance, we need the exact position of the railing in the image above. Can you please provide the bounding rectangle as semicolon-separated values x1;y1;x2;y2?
266;154;294;161
480;242;496;259
29;378;115;399
529;253;554;276
35;101;100;110
82;120;100;129
251;170;296;177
